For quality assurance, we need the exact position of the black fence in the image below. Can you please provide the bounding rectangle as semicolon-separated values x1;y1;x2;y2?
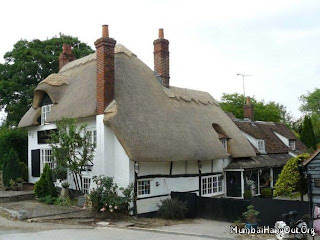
171;192;309;227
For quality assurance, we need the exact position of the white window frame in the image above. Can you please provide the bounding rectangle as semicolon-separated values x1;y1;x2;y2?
41;148;54;171
41;104;52;125
220;138;227;151
137;180;151;196
202;174;224;197
257;140;265;152
82;177;91;195
289;140;296;151
88;129;97;146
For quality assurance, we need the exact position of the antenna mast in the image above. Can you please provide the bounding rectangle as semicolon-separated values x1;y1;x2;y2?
236;73;252;104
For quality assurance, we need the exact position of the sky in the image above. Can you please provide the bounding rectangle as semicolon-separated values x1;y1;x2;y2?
1;0;320;122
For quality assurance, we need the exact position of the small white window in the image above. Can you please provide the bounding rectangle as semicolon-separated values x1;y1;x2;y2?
289;140;296;151
220;138;227;151
82;177;91;194
137;180;151;196
41;149;53;170
88;130;97;146
257;140;265;152
41;105;52;125
202;175;223;196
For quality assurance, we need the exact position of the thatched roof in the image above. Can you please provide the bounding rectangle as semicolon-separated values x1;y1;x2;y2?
19;44;256;162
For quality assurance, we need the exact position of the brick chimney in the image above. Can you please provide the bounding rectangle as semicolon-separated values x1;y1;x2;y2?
154;29;170;88
243;96;254;121
94;25;117;115
59;44;75;70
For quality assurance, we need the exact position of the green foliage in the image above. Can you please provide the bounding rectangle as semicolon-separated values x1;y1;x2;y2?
2;149;21;187
261;188;272;198
34;164;57;198
300;116;317;150
157;198;188;220
0;126;27;168
19;162;28;182
273;154;309;200
0;34;94;125
48;118;95;192
243;190;253;199
219;93;292;123
242;205;259;224
89;176;134;214
38;196;74;206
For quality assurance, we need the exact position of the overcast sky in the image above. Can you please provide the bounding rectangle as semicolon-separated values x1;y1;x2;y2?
1;0;320;121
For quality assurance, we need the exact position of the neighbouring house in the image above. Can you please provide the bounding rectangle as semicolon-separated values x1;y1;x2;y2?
303;148;320;219
225;97;307;199
18;25;256;215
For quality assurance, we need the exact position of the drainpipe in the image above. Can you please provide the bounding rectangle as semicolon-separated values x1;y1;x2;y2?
241;170;244;199
134;161;139;217
270;168;274;188
198;161;202;196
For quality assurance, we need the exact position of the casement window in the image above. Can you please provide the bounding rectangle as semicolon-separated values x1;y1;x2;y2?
41;149;54;170
202;174;223;196
88;130;97;146
220;138;227;151
82;177;91;194
41;105;52;125
257;140;265;152
137;180;151;196
289;140;296;151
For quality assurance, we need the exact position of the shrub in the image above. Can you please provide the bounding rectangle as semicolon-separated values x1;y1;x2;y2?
34;164;57;198
38;195;58;205
157;198;188;220
38;196;74;206
243;190;253;199
19;162;28;182
0;127;27;169
242;205;260;224
261;188;272;198
2;149;21;187
89;176;134;214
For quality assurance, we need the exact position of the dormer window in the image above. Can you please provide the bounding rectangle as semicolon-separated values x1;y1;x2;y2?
257;140;265;152
41;105;52;125
220;138;227;151
40;93;53;125
289;140;296;151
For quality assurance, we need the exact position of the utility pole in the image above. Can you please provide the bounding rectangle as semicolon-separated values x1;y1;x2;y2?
236;73;252;104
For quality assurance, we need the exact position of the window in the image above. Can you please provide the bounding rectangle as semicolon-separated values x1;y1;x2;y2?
289;140;296;150
137;180;151;196
82;177;91;194
257;140;265;152
202;175;223;196
41;105;52;125
37;129;57;144
88;130;97;146
41;149;53;170
220;138;227;151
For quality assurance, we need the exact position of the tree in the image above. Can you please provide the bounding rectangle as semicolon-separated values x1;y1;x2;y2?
273;154;309;201
300;116;317;150
219;93;292;123
2;149;21;187
48;118;95;192
300;89;320;145
0;34;94;126
34;164;57;198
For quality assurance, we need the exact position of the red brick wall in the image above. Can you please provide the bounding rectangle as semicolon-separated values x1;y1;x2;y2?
154;38;170;88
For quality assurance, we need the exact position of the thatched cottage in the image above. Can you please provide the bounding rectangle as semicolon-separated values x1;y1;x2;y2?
226;97;307;198
19;25;256;215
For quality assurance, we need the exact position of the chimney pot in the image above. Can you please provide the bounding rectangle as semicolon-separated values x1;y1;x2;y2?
158;28;164;39
59;43;75;70
102;25;109;38
246;96;251;105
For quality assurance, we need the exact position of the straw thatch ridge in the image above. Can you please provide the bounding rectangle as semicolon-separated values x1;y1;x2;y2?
19;44;256;162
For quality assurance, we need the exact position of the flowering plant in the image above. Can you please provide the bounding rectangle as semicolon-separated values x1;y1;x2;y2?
89;176;134;214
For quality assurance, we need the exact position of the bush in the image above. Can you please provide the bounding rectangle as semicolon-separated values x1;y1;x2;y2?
242;205;260;224
19;162;28;182
261;188;272;198
34;164;57;198
157;198;188;220
89;176;134;214
0;127;27;169
2;149;21;187
243;190;253;199
38;196;74;206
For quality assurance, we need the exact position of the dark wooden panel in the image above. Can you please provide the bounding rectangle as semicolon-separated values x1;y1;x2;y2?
31;149;40;177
